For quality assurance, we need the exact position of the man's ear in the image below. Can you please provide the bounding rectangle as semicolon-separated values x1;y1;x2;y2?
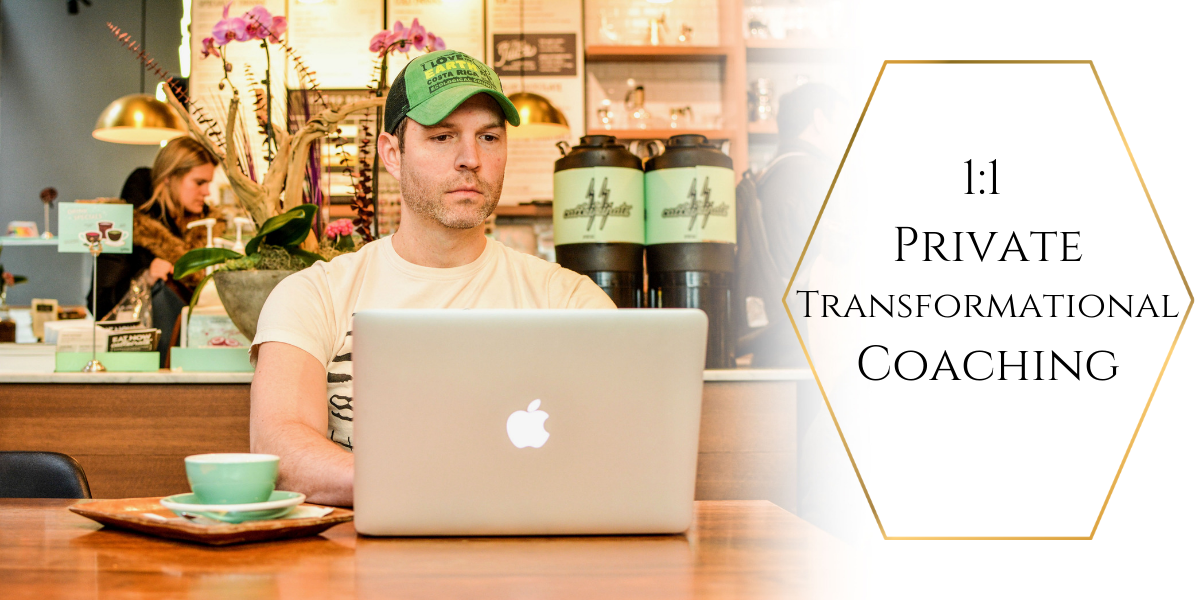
377;131;403;181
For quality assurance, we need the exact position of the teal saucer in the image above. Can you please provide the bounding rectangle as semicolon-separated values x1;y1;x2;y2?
160;490;306;524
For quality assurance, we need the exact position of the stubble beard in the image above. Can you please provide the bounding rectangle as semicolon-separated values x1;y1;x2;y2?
400;163;503;230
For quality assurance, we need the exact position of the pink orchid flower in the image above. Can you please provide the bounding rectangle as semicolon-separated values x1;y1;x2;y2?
200;37;218;58
387;20;410;48
212;17;249;45
370;20;414;56
369;30;390;54
369;19;441;57
268;16;287;43
212;2;249;45
243;6;274;40
408;18;427;50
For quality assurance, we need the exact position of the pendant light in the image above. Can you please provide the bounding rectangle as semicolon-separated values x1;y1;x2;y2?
506;0;570;139
93;93;186;144
507;91;569;139
92;0;186;145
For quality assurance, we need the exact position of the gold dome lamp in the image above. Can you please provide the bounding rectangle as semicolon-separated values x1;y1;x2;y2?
506;91;570;139
92;93;187;145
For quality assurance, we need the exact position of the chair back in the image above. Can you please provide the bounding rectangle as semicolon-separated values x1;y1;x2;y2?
0;452;92;499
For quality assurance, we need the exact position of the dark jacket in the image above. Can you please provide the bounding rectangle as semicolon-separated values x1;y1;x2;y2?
91;168;153;319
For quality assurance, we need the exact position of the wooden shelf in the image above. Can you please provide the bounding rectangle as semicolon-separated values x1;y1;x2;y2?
587;128;737;141
585;45;729;62
493;204;553;218
745;39;842;63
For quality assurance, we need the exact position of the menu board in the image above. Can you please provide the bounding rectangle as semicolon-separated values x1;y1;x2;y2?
286;0;384;89
492;33;578;77
385;0;486;84
486;0;585;204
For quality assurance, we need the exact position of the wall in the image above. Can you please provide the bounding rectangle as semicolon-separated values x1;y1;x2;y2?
0;0;182;305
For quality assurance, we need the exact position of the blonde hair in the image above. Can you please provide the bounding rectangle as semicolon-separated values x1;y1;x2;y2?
140;136;218;221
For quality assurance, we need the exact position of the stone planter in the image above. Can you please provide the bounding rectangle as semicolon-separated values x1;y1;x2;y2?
212;270;295;341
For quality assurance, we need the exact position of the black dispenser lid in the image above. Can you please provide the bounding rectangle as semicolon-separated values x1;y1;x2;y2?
644;134;733;172
554;135;643;172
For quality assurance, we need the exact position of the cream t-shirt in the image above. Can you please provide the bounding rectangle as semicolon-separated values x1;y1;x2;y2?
251;236;616;451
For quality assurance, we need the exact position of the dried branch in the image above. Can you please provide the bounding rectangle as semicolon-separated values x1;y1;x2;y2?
106;22;224;150
352;120;376;241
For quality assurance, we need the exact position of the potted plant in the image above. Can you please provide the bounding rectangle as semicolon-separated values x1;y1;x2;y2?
173;204;321;340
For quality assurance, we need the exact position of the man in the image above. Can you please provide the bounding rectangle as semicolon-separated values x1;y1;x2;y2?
249;50;615;507
740;82;848;368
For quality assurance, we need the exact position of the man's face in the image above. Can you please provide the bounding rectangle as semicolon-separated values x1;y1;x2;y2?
381;93;507;230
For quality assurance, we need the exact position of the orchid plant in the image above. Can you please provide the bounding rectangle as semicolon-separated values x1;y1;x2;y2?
200;3;288;161
369;18;445;58
108;6;448;290
356;19;445;239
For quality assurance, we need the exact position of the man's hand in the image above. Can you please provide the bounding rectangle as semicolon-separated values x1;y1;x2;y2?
250;342;354;506
148;257;174;282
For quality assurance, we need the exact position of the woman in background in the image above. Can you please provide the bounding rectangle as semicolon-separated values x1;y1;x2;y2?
136;136;225;361
134;136;224;292
90;137;223;362
94;136;225;319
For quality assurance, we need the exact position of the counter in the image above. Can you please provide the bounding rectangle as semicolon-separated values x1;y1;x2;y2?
0;368;812;384
0;368;811;511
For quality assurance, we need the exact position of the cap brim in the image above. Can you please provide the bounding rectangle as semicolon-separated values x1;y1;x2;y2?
406;86;521;128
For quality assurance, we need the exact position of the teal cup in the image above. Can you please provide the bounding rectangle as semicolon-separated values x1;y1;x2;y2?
184;453;279;505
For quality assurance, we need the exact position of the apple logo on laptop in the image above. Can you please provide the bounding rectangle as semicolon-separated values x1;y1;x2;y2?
507;400;550;449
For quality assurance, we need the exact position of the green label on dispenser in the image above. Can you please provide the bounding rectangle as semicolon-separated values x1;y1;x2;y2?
645;166;736;244
553;167;645;245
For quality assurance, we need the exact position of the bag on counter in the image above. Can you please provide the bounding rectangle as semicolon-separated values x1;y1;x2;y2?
103;269;154;328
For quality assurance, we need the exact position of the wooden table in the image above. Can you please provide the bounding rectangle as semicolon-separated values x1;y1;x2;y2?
0;499;842;599
0;370;810;512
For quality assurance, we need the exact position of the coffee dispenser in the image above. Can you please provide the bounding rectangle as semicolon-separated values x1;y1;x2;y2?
644;134;737;368
553;136;646;308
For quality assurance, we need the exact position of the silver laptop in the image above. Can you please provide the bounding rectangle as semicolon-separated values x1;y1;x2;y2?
352;309;707;536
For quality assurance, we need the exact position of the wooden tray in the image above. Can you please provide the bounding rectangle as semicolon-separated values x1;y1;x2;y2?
69;497;353;546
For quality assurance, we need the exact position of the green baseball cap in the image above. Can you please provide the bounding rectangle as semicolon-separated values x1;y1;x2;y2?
384;49;521;134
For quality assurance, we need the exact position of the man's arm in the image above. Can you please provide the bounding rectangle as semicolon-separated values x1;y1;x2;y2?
250;341;354;506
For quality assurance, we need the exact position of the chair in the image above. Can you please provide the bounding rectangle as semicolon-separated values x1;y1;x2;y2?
0;452;92;499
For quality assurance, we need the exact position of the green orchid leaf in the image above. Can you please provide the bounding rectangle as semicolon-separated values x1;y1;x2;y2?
287;248;326;267
184;271;214;331
245;204;317;256
174;248;244;280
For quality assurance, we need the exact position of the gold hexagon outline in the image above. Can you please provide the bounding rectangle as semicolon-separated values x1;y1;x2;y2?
780;60;1194;541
